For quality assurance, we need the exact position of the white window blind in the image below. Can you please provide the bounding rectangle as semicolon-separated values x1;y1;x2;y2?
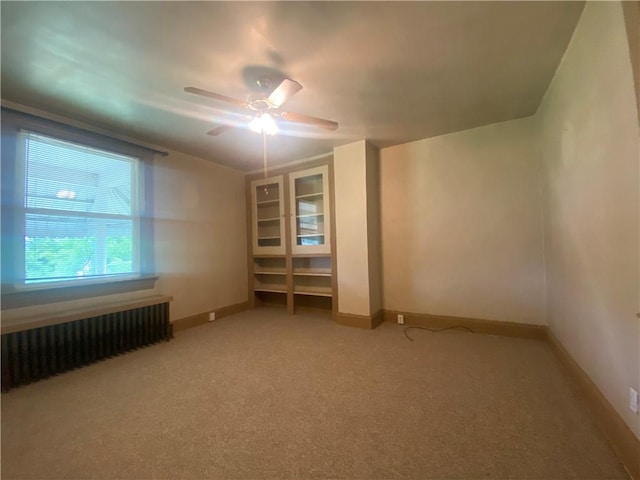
21;131;140;284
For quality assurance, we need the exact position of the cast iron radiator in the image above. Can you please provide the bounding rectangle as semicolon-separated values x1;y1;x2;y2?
1;302;172;392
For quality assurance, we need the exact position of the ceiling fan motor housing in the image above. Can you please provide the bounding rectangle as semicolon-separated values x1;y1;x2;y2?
256;76;273;91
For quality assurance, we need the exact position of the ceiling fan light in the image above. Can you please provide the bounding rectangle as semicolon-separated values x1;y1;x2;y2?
249;116;263;134
249;113;278;135
261;113;278;135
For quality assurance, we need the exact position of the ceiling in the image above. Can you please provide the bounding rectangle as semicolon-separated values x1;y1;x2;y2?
1;1;585;171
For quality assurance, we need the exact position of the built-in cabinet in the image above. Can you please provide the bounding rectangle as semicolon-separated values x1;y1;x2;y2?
289;166;330;255
248;163;334;315
251;176;285;255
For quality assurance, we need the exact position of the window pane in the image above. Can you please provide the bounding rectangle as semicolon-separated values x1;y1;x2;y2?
25;132;134;216
20;131;139;285
25;214;134;282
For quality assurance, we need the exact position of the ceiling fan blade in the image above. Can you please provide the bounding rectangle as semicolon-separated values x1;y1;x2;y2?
268;78;303;108
184;87;248;108
206;125;235;136
280;111;338;131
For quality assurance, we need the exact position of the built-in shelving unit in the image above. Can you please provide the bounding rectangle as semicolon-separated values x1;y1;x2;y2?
248;162;334;315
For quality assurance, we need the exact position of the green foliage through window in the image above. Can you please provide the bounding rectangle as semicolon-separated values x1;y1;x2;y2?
25;235;133;281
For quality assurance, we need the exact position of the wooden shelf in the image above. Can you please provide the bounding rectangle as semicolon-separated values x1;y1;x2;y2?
297;234;325;238
295;192;323;200
254;255;285;272
257;217;280;223
293;269;332;276
255;287;287;294
293;286;332;297
257;199;280;206
257;236;282;240
254;252;287;293
297;213;324;218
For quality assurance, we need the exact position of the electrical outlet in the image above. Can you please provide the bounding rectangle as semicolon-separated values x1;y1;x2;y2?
208;312;216;322
630;387;639;414
397;314;404;325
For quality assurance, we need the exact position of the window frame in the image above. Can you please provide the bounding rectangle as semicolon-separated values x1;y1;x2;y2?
1;108;157;309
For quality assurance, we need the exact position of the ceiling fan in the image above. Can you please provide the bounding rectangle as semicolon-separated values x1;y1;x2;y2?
184;77;339;136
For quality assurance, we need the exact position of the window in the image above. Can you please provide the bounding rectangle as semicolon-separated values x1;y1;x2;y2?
21;131;140;285
1;108;157;308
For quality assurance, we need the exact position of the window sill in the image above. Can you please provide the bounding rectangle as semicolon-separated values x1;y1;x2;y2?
1;275;158;310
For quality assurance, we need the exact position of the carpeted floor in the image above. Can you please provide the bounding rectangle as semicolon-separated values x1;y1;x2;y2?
1;308;629;479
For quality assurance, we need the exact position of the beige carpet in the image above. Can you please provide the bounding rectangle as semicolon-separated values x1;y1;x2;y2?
1;308;629;479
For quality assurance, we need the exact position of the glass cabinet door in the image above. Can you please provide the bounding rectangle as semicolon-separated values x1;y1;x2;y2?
289;165;330;254
251;175;285;254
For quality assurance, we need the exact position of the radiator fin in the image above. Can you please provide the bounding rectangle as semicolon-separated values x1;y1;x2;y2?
1;302;172;392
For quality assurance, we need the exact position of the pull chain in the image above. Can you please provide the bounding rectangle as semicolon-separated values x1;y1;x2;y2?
263;130;269;196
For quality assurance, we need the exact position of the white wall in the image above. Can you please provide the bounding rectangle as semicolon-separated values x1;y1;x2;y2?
380;117;546;324
153;150;248;321
536;2;640;439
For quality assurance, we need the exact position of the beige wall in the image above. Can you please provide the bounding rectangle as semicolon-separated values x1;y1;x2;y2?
334;140;383;318
366;142;383;315
334;141;372;316
153;150;248;321
536;2;640;439
380;117;546;324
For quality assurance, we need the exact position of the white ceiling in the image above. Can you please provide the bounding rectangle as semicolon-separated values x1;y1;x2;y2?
1;1;584;171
